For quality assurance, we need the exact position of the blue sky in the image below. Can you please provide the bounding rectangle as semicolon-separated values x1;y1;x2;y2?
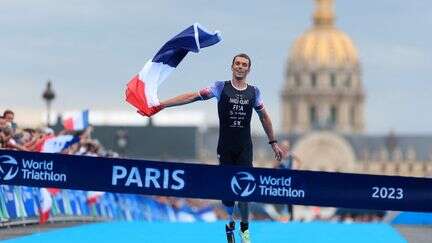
0;0;431;134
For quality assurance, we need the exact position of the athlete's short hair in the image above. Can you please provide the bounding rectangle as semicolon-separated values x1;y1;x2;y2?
232;53;251;68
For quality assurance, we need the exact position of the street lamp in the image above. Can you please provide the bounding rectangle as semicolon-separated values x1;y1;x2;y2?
42;80;55;127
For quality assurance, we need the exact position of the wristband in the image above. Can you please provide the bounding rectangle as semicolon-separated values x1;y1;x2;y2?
268;140;277;145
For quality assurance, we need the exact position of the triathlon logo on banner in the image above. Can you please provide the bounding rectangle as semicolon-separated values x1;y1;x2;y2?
0;155;19;181
231;170;306;199
0;154;67;183
231;172;256;197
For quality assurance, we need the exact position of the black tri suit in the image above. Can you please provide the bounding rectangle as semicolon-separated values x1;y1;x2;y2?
199;80;264;166
199;80;264;210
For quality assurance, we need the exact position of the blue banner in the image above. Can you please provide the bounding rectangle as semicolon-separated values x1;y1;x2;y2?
0;150;431;212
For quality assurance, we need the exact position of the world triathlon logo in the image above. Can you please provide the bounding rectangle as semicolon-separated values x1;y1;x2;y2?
0;155;19;181
231;172;256;197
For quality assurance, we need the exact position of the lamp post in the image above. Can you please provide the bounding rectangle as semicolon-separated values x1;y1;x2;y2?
42;80;55;127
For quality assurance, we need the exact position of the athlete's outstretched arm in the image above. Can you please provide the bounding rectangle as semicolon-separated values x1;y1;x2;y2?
160;92;202;108
257;108;283;161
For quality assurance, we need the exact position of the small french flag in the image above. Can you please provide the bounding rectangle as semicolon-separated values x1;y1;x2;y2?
39;188;60;224
86;191;105;205
125;23;222;117
63;110;89;131
40;135;80;153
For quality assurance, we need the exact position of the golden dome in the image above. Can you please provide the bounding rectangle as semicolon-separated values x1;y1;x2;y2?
289;0;359;68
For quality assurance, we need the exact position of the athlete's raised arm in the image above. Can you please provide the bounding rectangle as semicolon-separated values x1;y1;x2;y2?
160;81;223;110
160;92;202;108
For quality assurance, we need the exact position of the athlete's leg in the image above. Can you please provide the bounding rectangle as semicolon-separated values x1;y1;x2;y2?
218;148;237;243
288;204;294;221
218;148;237;223
237;146;253;243
239;203;251;243
223;200;236;222
238;202;249;227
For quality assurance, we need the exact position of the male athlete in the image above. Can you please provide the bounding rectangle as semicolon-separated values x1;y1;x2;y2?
157;53;283;243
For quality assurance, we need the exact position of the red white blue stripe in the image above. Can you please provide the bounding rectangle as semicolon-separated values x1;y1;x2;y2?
63;110;89;131
40;135;80;153
126;23;222;116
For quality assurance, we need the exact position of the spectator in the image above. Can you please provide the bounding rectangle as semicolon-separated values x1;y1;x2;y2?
3;109;16;132
0;116;7;129
3;110;14;123
0;126;13;149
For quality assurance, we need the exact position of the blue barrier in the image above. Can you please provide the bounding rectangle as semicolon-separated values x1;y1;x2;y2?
1;150;432;212
0;184;182;222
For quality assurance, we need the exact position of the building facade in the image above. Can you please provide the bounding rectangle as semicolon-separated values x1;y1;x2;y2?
279;0;432;177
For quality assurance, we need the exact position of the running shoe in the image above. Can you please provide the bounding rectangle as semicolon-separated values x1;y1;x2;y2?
225;221;235;243
239;229;250;243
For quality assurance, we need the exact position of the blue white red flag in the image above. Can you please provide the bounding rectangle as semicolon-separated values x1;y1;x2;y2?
125;23;222;116
39;188;60;224
86;191;105;205
62;110;89;131
40;135;80;153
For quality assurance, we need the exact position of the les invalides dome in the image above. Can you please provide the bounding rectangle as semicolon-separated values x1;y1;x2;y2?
282;0;365;134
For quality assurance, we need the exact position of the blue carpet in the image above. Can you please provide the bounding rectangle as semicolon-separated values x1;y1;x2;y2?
3;221;407;243
392;212;432;225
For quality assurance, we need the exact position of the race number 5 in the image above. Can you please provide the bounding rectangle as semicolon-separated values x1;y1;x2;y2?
371;187;404;200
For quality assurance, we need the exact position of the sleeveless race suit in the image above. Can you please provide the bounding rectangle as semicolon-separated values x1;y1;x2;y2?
199;80;264;166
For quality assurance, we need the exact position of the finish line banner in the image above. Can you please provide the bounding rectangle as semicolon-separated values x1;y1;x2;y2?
1;150;431;212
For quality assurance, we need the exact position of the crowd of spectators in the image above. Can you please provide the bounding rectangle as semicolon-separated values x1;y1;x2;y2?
0;109;112;157
0;109;220;223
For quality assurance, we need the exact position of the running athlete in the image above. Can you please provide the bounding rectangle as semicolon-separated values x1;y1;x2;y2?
158;53;283;243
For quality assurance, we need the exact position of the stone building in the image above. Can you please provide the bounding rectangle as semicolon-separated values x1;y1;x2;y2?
282;0;364;134
278;0;432;177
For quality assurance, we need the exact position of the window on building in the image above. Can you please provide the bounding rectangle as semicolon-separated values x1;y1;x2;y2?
345;74;352;87
330;105;337;126
408;163;414;172
350;106;356;126
311;73;317;87
294;74;301;87
330;73;336;88
309;105;317;126
291;105;298;124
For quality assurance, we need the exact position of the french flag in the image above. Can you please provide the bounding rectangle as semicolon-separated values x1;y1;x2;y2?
40;135;80;153
39;188;60;224
125;23;222;117
63;110;89;131
86;191;105;205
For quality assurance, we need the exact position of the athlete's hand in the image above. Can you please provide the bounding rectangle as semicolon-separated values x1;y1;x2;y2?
271;143;284;162
136;105;165;117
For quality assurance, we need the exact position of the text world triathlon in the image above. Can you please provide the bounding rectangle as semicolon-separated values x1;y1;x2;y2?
21;159;67;182
259;176;305;198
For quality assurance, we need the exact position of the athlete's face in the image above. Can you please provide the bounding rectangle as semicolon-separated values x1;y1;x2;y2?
231;57;250;80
